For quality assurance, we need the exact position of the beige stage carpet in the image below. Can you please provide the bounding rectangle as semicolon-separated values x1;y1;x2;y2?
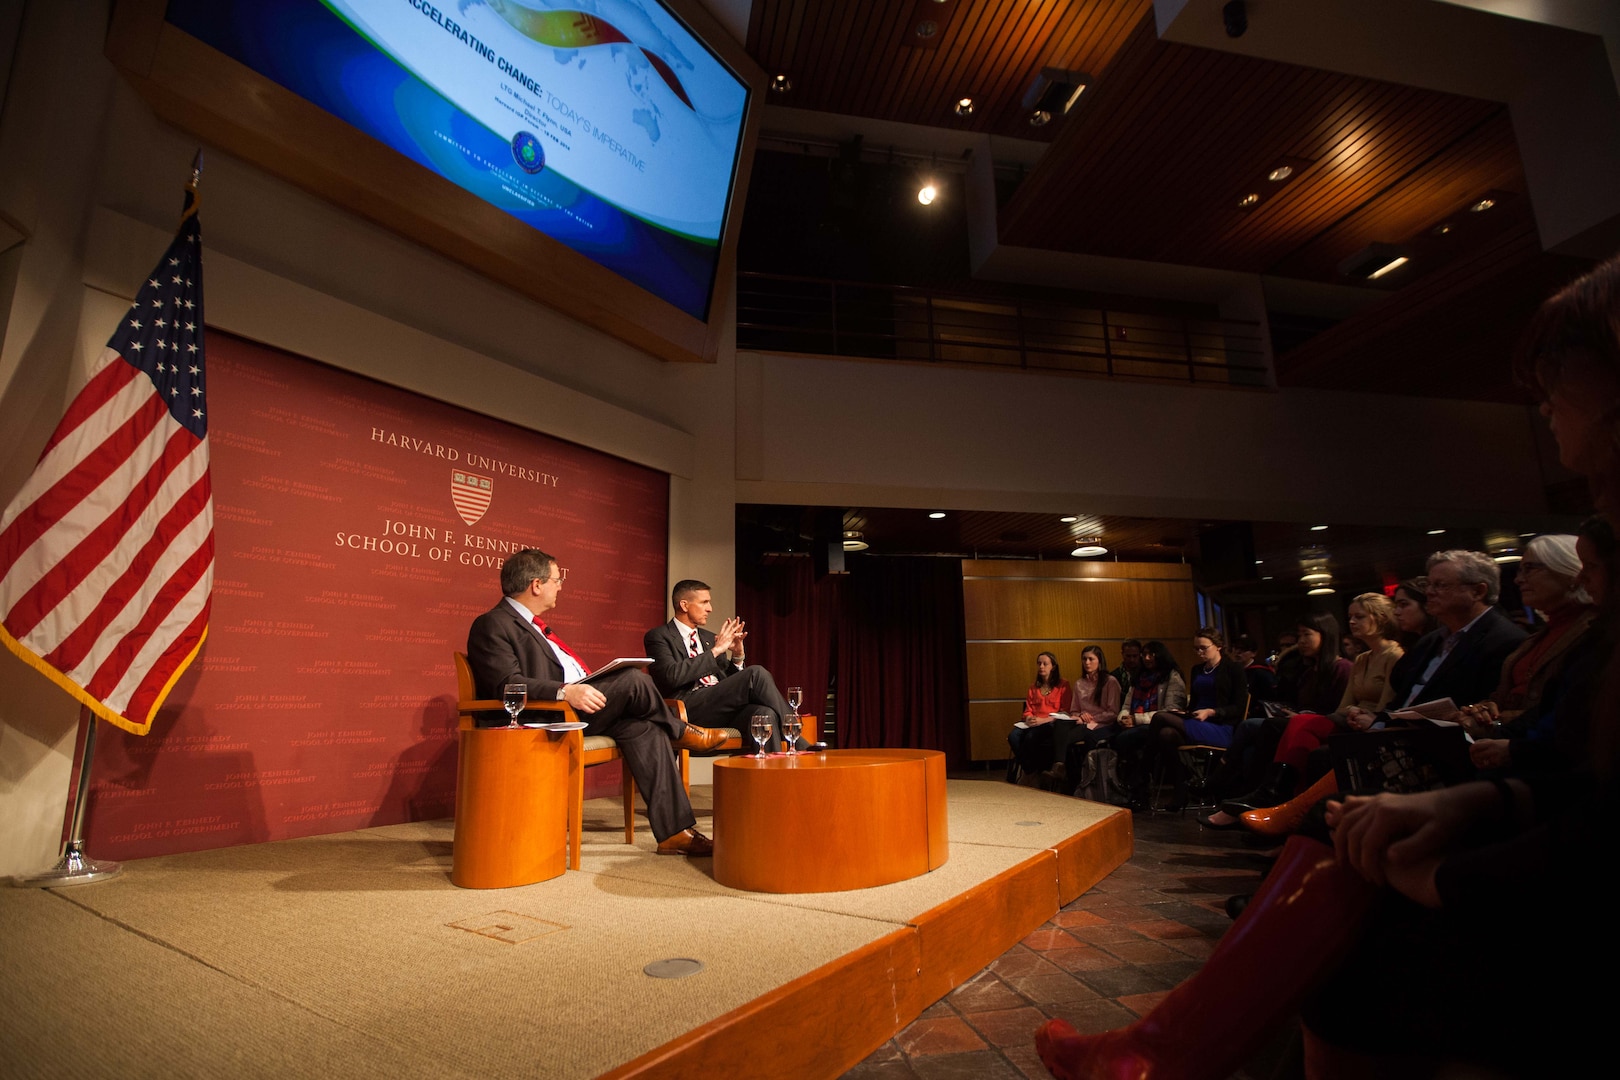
0;780;1124;1080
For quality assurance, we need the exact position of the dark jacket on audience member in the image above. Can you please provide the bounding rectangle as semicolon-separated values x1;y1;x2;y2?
1190;657;1251;724
1386;606;1529;713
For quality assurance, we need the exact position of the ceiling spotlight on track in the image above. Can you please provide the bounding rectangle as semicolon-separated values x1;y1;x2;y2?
917;182;938;205
1022;67;1089;125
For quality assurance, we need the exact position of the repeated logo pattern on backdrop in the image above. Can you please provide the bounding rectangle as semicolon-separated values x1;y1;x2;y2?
85;330;668;859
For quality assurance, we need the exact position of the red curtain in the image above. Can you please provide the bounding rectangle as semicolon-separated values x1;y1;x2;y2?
736;555;968;765
836;557;968;766
735;556;840;729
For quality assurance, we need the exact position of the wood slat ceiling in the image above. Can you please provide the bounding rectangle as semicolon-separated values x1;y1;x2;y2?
747;2;1530;290
747;0;1152;139
995;17;1521;276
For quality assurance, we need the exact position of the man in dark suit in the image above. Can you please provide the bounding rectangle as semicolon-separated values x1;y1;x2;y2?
1347;550;1529;725
467;549;727;856
643;579;808;753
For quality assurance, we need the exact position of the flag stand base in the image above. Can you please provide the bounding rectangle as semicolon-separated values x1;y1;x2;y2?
13;841;123;888
10;710;123;888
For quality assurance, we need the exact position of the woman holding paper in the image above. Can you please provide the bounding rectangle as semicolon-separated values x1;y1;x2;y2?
1005;652;1072;784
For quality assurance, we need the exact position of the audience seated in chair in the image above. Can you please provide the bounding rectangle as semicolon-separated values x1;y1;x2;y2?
1005;651;1071;785
1033;237;1620;1080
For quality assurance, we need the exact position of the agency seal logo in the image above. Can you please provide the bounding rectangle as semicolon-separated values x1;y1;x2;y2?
511;131;545;174
451;470;493;526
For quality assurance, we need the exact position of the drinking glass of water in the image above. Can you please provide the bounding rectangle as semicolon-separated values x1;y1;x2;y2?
782;711;803;756
502;683;527;726
750;710;773;758
786;686;804;712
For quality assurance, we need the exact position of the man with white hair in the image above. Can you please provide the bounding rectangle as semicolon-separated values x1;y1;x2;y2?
1346;550;1527;727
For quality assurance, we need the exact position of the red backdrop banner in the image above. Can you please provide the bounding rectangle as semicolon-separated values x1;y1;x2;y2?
84;331;668;859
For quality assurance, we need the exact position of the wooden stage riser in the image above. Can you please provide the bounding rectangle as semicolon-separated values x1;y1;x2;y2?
602;811;1134;1079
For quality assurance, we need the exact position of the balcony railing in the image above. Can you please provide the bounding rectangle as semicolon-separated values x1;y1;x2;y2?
737;272;1270;387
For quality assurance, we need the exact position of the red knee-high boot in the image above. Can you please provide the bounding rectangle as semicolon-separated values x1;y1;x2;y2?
1034;835;1376;1080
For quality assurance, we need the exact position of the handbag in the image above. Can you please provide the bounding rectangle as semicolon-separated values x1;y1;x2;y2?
1076;747;1121;803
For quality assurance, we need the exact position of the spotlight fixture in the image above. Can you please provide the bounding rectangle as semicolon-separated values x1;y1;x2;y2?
928;511;947;519
1071;545;1108;558
1238;192;1260;209
1310;524;1329;531
1470;197;1496;213
1427;528;1447;535
917;183;938;205
1301;571;1333;584
1028;109;1051;127
1433;223;1454;236
955;97;974;117
769;74;792;94
1059;516;1079;524
1307;586;1336;596
842;530;869;552
1267;165;1293;182
1338;243;1410;282
1223;0;1248;38
1021;67;1089;122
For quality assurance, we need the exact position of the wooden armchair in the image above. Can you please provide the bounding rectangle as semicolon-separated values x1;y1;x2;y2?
454;652;686;869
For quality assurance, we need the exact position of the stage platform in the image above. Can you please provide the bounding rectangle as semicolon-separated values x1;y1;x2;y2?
0;778;1130;1080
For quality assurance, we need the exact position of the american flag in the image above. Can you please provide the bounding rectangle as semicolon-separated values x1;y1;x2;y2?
0;190;212;736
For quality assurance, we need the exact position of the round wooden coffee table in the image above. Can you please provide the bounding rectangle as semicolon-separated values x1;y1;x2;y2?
711;748;947;893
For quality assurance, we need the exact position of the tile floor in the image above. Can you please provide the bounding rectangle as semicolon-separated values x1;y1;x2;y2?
841;779;1295;1080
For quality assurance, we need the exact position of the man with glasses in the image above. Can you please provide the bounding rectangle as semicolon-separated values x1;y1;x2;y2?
466;548;727;856
1345;550;1527;727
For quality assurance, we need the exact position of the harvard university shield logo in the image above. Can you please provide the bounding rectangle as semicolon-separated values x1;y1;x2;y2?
451;470;493;526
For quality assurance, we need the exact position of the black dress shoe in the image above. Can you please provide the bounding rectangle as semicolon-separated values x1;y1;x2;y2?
1198;810;1242;830
1225;893;1250;920
1220;763;1297;816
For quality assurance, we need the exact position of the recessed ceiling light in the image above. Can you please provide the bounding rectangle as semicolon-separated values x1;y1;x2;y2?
928;511;947;519
770;74;792;94
1433;223;1454;236
1071;545;1108;558
1254;559;1263;565
917;183;938;205
1492;553;1521;563
1059;516;1079;523
1427;528;1446;535
955;97;974;116
1301;571;1333;584
1310;524;1329;531
1261;575;1273;581
1470;198;1496;213
1267;165;1293;182
1238;192;1260;208
1307;586;1337;596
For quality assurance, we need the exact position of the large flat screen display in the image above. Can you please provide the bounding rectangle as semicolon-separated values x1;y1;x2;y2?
165;0;750;321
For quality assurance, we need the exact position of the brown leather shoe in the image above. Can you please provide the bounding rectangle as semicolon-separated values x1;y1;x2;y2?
655;828;714;857
675;724;729;752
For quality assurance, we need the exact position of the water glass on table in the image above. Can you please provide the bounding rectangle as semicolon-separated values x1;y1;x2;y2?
750;710;773;758
502;683;527;726
782;711;803;755
786;685;804;712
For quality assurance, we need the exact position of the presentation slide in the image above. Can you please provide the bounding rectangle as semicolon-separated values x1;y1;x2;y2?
167;0;750;319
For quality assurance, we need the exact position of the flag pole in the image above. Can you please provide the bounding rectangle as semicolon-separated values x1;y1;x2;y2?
10;150;205;889
13;708;123;887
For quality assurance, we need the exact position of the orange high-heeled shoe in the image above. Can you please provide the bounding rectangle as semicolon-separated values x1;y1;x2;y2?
1240;771;1338;837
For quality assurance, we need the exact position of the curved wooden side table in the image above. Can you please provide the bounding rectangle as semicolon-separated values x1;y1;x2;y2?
712;748;947;893
452;725;569;889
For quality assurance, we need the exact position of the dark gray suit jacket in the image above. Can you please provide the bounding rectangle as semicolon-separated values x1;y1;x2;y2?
466;599;570;719
643;619;740;699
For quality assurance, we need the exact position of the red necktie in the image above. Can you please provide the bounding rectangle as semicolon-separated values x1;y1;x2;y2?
536;619;589;672
688;631;719;687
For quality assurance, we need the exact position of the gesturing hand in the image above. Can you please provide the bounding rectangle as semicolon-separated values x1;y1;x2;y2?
711;616;745;655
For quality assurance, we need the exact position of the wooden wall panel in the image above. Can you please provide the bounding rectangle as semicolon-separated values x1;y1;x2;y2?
962;578;1195;640
961;559;1200;760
